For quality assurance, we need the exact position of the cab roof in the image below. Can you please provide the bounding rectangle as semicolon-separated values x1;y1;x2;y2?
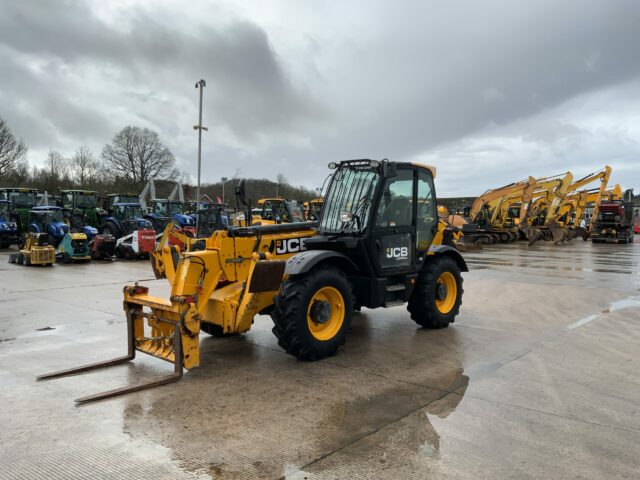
31;206;62;212
257;198;285;205
60;189;98;194
0;187;38;192
336;159;436;178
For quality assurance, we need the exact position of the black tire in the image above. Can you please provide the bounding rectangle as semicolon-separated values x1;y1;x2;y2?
8;253;16;264
23;254;30;266
407;256;463;329
16;252;24;264
115;245;125;259
271;266;354;361
63;252;72;264
200;323;237;337
102;222;120;240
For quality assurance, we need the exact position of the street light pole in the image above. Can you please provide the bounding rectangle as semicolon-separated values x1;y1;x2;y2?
221;176;228;204
193;79;207;233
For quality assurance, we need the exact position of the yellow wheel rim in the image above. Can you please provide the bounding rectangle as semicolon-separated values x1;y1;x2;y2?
307;286;345;341
435;272;457;314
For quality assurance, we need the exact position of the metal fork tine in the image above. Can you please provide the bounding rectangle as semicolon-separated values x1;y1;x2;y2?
75;322;183;404
37;355;134;380
75;369;182;404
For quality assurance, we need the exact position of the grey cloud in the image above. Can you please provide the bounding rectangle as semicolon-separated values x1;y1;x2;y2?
1;0;640;193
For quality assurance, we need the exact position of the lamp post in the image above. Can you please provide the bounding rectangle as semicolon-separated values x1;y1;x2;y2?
221;176;228;204
193;79;207;231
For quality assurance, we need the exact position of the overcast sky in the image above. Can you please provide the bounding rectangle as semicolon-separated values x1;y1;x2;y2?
1;0;639;196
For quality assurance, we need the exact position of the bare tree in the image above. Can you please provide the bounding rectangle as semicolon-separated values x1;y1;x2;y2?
45;149;69;192
70;146;101;188
0;117;28;177
276;173;288;185
101;126;176;187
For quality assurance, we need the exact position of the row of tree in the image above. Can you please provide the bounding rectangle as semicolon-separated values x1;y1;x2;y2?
0;117;317;203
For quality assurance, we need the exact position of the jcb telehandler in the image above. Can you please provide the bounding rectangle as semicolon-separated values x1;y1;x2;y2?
39;160;467;403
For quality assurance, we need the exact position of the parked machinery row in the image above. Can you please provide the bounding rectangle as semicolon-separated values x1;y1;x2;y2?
452;166;636;246
1;184;324;265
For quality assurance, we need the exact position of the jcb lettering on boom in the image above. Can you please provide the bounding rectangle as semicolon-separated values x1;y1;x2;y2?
276;237;307;254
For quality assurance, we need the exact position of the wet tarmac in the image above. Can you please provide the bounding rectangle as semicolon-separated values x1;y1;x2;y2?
1;239;639;479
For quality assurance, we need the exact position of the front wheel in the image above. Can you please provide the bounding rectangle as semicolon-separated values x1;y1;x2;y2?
408;256;463;329
271;266;354;361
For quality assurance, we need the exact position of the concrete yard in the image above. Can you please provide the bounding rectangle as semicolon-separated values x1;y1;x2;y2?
1;240;639;480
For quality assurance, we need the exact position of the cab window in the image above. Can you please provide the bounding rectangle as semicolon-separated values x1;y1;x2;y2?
375;169;414;228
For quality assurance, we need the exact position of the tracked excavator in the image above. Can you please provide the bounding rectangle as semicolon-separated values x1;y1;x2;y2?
461;176;538;245
39;159;468;403
462;173;573;245
523;166;611;245
519;172;575;245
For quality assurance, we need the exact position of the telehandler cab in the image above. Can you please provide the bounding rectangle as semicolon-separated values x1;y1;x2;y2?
39;160;467;403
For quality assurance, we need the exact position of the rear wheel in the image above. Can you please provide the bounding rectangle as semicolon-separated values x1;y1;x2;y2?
271;266;354;361
102;222;120;240
408;256;463;329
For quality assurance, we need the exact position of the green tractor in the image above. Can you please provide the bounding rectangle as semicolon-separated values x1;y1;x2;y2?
60;190;100;226
0;187;38;235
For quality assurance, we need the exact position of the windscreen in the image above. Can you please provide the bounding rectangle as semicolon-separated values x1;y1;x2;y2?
286;202;306;222
127;206;143;218
75;194;97;209
46;210;64;223
169;202;183;215
9;191;36;208
319;167;379;234
152;201;167;215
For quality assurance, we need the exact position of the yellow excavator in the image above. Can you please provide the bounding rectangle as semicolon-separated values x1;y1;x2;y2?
39;159;468;403
463;173;573;245
523;166;611;245
555;183;622;242
253;198;307;225
303;198;324;221
519;172;575;245
461;176;538;244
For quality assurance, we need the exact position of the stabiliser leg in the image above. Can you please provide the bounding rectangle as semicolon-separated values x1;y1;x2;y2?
36;310;183;404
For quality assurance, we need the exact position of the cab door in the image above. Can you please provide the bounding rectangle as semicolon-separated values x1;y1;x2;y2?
368;167;416;275
414;168;438;268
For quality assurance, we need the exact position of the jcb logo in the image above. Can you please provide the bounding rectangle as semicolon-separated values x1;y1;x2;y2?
386;246;408;260
276;237;307;255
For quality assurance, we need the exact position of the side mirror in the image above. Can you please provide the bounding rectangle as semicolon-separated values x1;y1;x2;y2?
235;180;248;207
382;161;396;178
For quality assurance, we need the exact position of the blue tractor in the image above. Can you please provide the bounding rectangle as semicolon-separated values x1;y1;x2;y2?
99;203;156;259
145;199;196;234
0;200;19;248
139;180;195;235
27;206;91;262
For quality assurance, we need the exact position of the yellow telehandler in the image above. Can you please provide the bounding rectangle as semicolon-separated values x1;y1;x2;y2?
39;160;468;403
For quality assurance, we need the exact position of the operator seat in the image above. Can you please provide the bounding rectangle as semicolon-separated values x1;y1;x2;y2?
380;197;411;226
